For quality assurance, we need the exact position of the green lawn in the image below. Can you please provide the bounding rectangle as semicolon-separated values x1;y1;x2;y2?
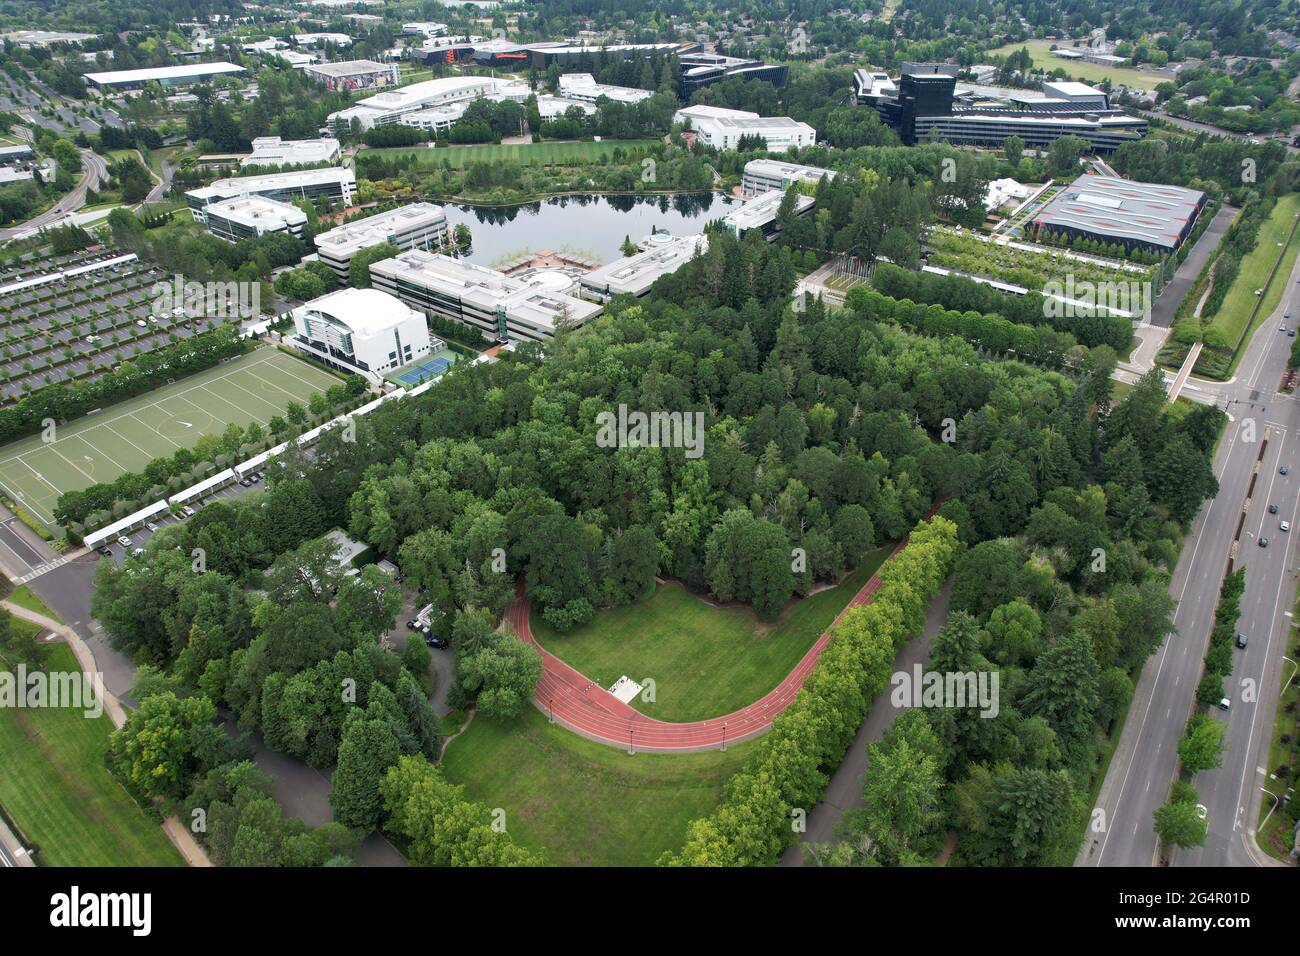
6;585;56;619
1207;194;1300;373
533;546;892;722
0;640;183;867
983;39;1166;90
439;707;755;866
371;139;660;169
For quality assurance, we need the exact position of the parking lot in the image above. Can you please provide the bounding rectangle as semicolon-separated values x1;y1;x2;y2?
0;246;226;403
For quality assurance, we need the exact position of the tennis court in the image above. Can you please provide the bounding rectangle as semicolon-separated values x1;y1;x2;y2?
390;353;454;386
0;347;342;530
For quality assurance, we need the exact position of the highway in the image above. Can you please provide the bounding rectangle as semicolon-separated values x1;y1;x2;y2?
1082;220;1300;868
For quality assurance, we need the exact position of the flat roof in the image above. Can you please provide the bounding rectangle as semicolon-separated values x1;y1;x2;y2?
305;59;392;77
582;233;708;296
743;158;836;185
189;166;355;203
86;62;246;86
1033;173;1206;248
371;250;601;333
1043;80;1106;97
206;194;308;228
723;189;815;231
315;203;447;256
242;137;340;167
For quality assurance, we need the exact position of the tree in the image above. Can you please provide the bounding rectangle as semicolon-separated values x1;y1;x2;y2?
109;692;218;801
1154;798;1208;848
348;242;399;289
330;714;402;829
1003;135;1024;166
456;631;542;719
1177;714;1226;773
1048;135;1089;177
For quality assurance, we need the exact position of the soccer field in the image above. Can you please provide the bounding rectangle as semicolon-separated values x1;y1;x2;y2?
0;347;342;530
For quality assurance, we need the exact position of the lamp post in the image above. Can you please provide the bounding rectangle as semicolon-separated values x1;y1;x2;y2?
548;696;554;724
722;722;727;752
628;727;635;756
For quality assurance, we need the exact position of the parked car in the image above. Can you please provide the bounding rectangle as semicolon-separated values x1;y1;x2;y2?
1218;697;1231;711
96;545;113;556
424;635;449;649
238;477;252;487
1282;465;1290;475
1236;633;1248;649
145;521;159;532
117;535;132;547
131;547;145;557
181;505;196;517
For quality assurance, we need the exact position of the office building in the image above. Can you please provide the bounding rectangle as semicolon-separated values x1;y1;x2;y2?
679;52;787;92
187;167;357;221
557;73;654;105
314;203;449;280
721;188;815;238
674;105;816;151
580;233;708;300
370;249;602;343
741;158;835;197
203;195;308;242
304;59;399;93
291;287;434;376
85;62;246;91
1030;174;1208;252
328;75;527;130
855;67;1147;152
241;136;341;169
294;33;352;49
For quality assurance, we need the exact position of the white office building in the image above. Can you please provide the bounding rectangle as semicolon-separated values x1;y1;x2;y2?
674;104;817;151
370;249;602;343
291;287;433;377
329;75;528;130
294;33;352;48
203;195;308;242
556;73;654;105
741;158;835;197
721;187;815;237
403;22;447;38
187;167;356;221
580;233;708;301
314;203;449;280
241;136;341;169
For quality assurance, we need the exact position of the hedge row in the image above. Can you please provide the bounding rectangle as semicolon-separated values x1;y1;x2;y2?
1196;568;1245;707
661;516;964;866
0;326;251;446
845;285;1081;367
873;262;1133;352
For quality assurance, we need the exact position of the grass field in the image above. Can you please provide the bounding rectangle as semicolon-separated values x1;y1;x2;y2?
1206;194;1300;370
0;639;183;866
439;707;755;866
533;546;892;722
984;39;1166;91
371;139;660;169
0;347;342;531
6;585;56;619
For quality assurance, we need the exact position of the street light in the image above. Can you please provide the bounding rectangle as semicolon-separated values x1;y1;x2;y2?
628;727;635;756
722;722;727;752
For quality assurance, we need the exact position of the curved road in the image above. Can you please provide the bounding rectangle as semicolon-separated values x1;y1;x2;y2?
508;535;911;753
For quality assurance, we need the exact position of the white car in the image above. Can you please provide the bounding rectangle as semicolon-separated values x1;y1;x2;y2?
116;535;132;547
1282;521;1291;533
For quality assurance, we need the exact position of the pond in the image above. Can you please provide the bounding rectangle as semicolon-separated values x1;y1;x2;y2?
441;192;742;266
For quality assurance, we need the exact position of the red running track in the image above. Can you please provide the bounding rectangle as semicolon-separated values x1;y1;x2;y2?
507;535;912;753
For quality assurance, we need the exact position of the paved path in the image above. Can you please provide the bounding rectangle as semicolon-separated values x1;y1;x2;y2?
508;534;914;753
781;578;954;865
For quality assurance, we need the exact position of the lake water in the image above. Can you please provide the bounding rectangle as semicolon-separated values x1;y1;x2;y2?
441;192;741;267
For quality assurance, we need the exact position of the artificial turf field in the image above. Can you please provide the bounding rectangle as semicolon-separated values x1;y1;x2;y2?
0;347;341;531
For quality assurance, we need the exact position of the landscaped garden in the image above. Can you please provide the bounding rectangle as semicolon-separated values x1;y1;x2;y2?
533;546;891;722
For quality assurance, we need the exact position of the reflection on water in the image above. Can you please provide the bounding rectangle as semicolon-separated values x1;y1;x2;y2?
441;192;738;265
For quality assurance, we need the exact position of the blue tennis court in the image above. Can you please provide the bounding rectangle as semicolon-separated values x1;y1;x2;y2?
392;354;454;386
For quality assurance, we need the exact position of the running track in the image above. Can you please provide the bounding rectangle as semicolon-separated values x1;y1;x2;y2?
507;535;912;753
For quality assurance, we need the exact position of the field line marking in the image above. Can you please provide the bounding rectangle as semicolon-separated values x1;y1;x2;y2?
0;471;56;524
239;365;317;404
100;422;158;462
46;443;100;484
195;385;267;426
129;412;183;450
260;352;338;393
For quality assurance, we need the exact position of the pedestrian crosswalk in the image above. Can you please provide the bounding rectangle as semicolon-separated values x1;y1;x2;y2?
13;552;78;584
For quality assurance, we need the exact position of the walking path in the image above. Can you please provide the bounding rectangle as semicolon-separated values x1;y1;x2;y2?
508;534;914;753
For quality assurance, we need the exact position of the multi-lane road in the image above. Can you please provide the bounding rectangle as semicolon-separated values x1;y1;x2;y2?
1083;216;1300;868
